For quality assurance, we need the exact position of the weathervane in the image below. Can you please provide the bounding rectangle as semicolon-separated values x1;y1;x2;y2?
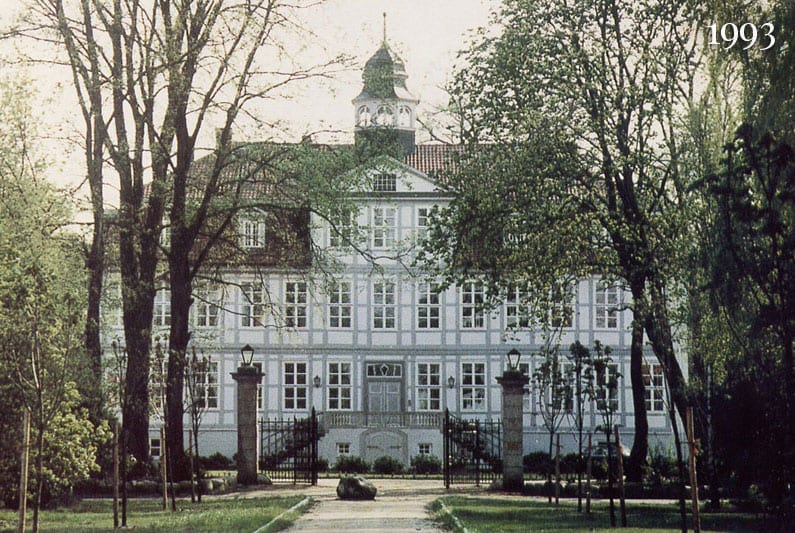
383;12;387;43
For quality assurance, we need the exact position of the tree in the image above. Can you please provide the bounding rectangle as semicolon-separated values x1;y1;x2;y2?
0;76;106;531
27;0;350;466
424;0;706;480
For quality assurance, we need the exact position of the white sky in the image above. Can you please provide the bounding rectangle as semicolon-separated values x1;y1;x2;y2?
0;0;500;194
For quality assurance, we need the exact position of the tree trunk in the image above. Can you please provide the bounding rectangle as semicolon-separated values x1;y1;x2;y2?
626;315;649;482
84;219;104;420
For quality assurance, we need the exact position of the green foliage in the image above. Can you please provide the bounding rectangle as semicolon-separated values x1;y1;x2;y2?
333;455;369;474
523;452;552;476
371;456;403;475
410;454;442;475
200;453;233;471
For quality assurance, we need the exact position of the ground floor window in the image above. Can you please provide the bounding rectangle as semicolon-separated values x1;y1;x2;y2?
418;443;432;455
643;361;665;412
416;363;441;411
461;362;486;411
328;362;352;410
150;437;161;458
284;362;308;410
337;442;350;455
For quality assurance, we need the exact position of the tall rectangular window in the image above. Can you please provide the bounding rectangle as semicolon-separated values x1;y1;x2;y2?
551;284;574;328
461;362;486;411
193;285;221;327
153;288;171;327
283;362;307;410
195;361;219;409
595;282;619;329
416;207;430;239
328;281;352;328
595;362;620;412
240;217;266;248
461;282;485;329
373;280;396;329
253;362;265;409
330;210;356;248
241;283;266;327
518;362;532;411
505;286;531;329
643;362;665;412
372;207;396;248
328;362;352;410
417;363;441;411
417;283;440;329
284;282;307;328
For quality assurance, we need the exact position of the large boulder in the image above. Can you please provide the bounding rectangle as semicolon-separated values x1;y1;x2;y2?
336;475;377;500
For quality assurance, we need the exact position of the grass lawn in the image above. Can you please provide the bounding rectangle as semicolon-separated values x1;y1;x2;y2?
0;495;306;533
431;496;771;532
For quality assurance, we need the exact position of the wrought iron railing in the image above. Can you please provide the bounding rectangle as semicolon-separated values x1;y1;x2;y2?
322;411;443;429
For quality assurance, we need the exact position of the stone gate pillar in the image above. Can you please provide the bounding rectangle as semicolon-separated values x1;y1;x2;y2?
231;364;263;485
497;369;529;491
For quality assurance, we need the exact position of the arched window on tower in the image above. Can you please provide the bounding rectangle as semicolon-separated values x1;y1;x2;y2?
357;106;371;127
376;105;394;126
398;106;412;128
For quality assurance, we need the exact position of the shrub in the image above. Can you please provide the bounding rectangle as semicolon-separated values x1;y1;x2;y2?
590;458;608;481
333;455;369;474
523;452;552;475
200;452;233;471
411;454;442;475
559;453;585;478
315;457;329;472
372;455;404;475
647;447;677;484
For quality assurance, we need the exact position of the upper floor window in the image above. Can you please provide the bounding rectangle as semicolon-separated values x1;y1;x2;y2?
373;173;397;192
193;285;222;327
416;207;430;240
357;105;371;126
461;362;486;411
417;283;440;329
551;284;574;329
284;281;307;329
398;106;412;128
240;215;266;249
643;362;665;412
330;210;356;248
241;283;266;328
372;207;396;249
594;282;619;329
505;286;531;330
461;282;486;329
328;280;352;329
153;288;171;327
375;105;394;126
373;280;396;329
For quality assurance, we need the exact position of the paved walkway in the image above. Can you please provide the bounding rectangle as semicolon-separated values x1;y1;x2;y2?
245;478;483;532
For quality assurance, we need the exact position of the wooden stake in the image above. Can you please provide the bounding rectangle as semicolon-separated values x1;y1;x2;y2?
17;409;30;533
555;434;561;505
113;420;119;529
687;407;701;533
586;433;592;514
615;425;627;527
160;427;167;511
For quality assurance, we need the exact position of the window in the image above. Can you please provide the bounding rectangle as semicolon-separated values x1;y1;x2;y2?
240;216;266;248
417;283;440;329
372;207;396;248
283;362;307;410
330;210;356;248
284;282;307;328
643;362;665;412
595;362;619;412
417;363;441;411
150;438;161;458
416;207;430;239
518;362;532;411
357;105;371;126
337;442;351;455
253;362;265;409
373;280;396;329
551;284;574;328
328;281;352;328
193;286;221;327
195;361;219;409
418;443;432;455
153;288;171;327
398;106;412;128
461;362;486;411
241;283;266;327
375;105;394;126
373;173;397;192
328;362;352;410
595;282;619;329
461;282;485;329
505;286;531;329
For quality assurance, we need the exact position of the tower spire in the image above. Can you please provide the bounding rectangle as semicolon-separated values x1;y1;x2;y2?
382;12;387;44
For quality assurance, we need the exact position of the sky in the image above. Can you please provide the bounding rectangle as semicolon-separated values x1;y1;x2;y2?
0;0;500;194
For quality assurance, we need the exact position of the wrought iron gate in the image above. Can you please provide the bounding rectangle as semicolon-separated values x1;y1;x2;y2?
443;409;502;487
259;408;319;484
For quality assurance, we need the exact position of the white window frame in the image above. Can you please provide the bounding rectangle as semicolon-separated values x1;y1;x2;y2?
328;280;352;329
328;362;352;410
337;442;351;455
518;362;532;411
195;361;219;409
253;362;266;410
461;362;486;411
416;363;441;411
505;286;531;329
594;282;619;329
193;285;221;328
283;362;308;411
241;283;266;328
373;173;397;192
330;211;356;248
372;206;396;249
643;362;665;412
284;281;308;329
417;283;440;329
372;280;396;329
595;362;620;412
418;443;432;456
240;216;266;249
153;288;171;327
461;282;485;329
550;284;575;329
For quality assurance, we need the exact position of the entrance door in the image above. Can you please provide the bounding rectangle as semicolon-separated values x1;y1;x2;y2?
367;381;401;412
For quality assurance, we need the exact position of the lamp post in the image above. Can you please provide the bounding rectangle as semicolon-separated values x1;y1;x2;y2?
231;344;263;485
496;348;529;491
